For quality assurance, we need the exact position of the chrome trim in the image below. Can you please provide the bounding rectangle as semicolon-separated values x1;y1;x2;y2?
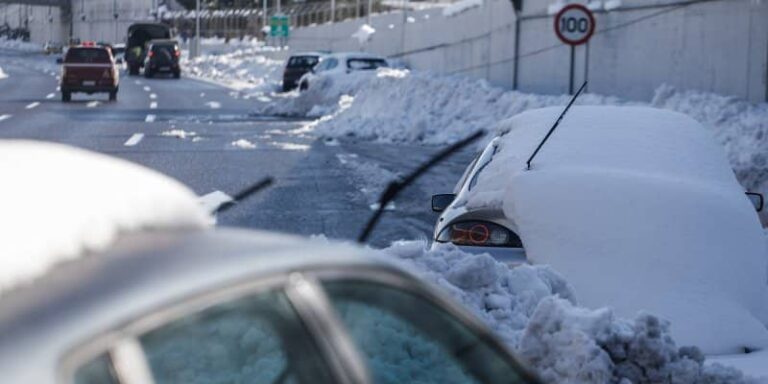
285;273;372;384
111;338;155;384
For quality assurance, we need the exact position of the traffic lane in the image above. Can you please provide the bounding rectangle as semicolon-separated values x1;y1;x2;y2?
0;56;60;117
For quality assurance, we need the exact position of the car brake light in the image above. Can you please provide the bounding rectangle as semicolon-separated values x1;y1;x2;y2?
175;50;181;57
148;51;154;58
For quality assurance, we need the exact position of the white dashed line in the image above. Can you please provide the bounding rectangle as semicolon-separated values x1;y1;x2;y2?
150;102;158;109
145;114;156;123
25;102;40;110
0;114;11;122
143;86;151;92
56;86;61;91
87;101;101;108
149;93;157;99
135;80;142;85
124;133;145;147
46;93;55;99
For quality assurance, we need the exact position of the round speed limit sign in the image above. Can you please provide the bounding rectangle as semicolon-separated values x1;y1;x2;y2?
554;4;595;46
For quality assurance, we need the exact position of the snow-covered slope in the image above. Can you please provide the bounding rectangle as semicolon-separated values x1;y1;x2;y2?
0;141;210;296
466;107;768;355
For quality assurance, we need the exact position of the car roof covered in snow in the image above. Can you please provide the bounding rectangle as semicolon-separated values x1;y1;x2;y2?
0;228;389;384
325;51;387;61
466;106;768;354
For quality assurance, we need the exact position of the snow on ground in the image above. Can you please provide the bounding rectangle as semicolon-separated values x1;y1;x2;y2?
0;66;7;80
0;38;41;53
443;0;484;17
384;241;756;383
0;141;209;296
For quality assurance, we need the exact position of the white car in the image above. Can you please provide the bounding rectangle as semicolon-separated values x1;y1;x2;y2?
297;52;389;91
431;106;768;354
0;141;540;384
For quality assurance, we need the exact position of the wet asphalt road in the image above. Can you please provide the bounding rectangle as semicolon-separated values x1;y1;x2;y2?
0;51;473;247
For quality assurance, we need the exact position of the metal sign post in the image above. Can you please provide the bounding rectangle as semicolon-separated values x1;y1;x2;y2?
554;4;595;95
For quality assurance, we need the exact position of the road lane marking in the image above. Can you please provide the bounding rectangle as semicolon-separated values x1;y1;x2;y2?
0;114;11;122
25;102;40;110
46;93;55;99
124;133;145;147
150;102;157;109
145;114;156;123
143;86;151;92
149;93;157;99
56;86;61;91
87;101;100;108
135;80;142;85
205;101;222;109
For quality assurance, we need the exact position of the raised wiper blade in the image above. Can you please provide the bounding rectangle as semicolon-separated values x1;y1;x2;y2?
203;176;275;215
357;130;486;243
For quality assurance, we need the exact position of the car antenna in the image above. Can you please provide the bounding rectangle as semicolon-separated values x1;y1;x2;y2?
357;130;486;244
525;81;588;170
213;176;275;214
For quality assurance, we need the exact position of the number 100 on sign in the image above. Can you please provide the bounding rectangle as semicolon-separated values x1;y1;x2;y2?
554;4;595;46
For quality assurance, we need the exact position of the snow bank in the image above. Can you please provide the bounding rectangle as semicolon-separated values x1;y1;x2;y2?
352;24;376;44
0;38;41;53
182;47;284;92
464;107;768;354
384;241;753;383
0;141;209;296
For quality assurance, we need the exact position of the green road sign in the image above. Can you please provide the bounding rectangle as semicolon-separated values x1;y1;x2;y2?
270;15;290;38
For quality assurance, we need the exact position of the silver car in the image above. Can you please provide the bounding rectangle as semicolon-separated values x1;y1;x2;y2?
0;228;539;384
430;137;527;264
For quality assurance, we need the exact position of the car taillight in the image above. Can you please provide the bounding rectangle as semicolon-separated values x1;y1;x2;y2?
174;50;180;57
437;221;523;247
148;51;154;58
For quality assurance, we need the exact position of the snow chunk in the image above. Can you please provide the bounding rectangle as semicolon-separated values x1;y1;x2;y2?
351;24;376;44
231;139;257;149
383;241;753;383
443;0;483;17
0;66;7;80
162;129;198;140
481;107;768;354
604;0;622;11
0;141;209;295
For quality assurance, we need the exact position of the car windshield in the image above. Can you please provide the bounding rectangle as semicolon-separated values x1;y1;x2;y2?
66;48;111;63
288;56;319;68
347;58;388;70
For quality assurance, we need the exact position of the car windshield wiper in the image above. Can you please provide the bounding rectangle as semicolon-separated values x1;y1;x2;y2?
357;130;486;243
207;176;275;215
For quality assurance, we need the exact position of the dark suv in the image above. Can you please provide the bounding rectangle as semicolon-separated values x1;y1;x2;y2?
60;44;119;102
143;40;181;79
282;52;322;92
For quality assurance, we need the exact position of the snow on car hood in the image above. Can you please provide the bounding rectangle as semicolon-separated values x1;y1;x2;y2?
0;141;210;296
469;106;768;354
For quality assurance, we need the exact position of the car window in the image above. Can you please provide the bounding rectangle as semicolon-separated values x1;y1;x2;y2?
73;353;119;384
347;58;388;71
316;58;338;72
288;56;319;68
468;144;498;191
66;48;111;64
138;289;333;384
323;280;533;384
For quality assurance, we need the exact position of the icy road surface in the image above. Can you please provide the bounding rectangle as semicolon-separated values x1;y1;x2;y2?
0;51;469;246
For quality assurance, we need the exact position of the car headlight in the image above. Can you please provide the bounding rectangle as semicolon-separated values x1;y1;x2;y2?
436;221;522;247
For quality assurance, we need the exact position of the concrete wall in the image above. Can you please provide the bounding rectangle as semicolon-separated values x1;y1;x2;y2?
71;0;155;44
0;4;66;44
288;0;768;103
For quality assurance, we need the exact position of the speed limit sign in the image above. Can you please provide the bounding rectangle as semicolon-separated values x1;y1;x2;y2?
554;4;595;46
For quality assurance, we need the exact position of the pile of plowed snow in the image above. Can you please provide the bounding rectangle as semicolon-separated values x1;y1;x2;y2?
183;47;284;92
385;241;755;384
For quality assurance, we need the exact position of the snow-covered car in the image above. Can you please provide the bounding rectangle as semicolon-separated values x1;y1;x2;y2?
297;52;389;92
431;106;768;355
0;141;539;384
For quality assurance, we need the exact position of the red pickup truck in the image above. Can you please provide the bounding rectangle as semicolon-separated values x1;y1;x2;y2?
60;44;119;102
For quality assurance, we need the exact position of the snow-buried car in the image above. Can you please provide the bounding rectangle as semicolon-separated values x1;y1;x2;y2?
431;106;768;355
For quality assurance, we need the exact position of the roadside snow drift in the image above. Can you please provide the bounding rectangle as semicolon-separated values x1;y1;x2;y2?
0;141;209;296
461;106;768;354
385;241;752;383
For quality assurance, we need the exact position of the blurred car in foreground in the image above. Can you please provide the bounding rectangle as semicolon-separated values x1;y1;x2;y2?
282;52;323;92
430;106;768;355
0;141;539;384
298;52;389;91
59;43;119;102
143;39;181;78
